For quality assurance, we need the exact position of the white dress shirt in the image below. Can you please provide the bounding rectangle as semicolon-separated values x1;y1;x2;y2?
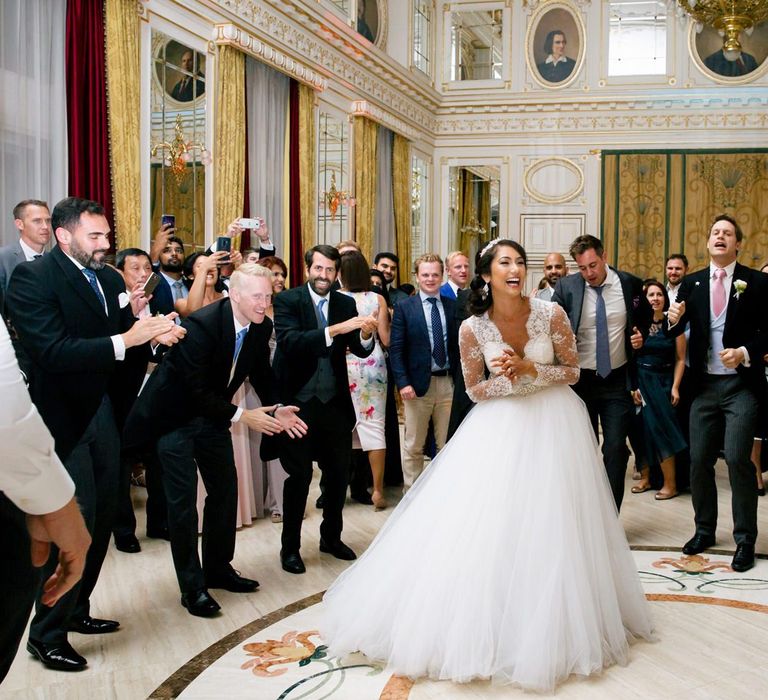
0;322;74;514
576;267;628;371
307;283;373;351
19;238;44;262
230;314;250;423
707;260;749;373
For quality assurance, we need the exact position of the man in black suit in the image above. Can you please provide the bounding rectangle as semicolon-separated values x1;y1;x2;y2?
273;245;377;575
446;286;472;440
667;214;768;572
6;197;182;671
536;30;576;83
125;264;306;614
390;254;460;490
170;50;205;102
552;235;651;510
374;252;409;307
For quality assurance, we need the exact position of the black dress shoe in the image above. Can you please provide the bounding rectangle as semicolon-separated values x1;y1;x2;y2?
181;589;221;617
27;639;87;671
205;568;259;593
315;495;325;509
731;543;756;572
682;533;716;555
281;551;306;574
758;487;766;497
146;525;170;541
350;491;373;505
319;539;357;561
68;616;120;634
114;534;141;553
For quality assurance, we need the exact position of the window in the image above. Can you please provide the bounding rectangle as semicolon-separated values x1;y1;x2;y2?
317;110;351;246
413;1;432;76
608;0;667;76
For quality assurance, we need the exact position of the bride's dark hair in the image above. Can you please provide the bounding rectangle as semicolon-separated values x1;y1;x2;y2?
469;239;528;316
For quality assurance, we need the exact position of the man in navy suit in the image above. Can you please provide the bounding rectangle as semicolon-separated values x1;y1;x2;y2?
667;214;768;572
390;254;460;491
552;235;651;510
439;251;469;300
0;199;51;294
272;245;377;575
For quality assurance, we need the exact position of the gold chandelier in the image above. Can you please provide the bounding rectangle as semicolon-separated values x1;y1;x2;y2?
150;114;211;185
674;1;768;61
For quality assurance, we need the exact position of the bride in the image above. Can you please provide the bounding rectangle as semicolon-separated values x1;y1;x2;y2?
322;239;654;692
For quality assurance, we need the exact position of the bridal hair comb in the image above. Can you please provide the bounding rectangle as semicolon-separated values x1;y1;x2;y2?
480;238;502;258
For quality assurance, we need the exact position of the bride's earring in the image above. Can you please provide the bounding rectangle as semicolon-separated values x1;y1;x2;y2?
481;282;489;300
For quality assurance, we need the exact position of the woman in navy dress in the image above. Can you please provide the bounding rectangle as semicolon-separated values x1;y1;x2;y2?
631;280;687;500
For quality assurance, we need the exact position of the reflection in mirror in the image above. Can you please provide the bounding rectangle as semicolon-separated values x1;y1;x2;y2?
449;166;500;262
450;10;503;80
317;111;351;246
411;155;429;266
608;1;667;76
150;29;207;252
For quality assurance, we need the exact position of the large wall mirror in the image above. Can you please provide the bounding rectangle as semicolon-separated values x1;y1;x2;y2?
317;109;351;246
449;165;500;261
150;28;208;252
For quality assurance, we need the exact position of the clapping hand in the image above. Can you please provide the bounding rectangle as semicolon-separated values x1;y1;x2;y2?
275;406;308;438
359;313;378;339
492;348;536;382
153;314;186;346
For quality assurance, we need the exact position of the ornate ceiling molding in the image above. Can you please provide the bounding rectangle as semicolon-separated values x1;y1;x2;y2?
209;0;439;137
213;24;327;90
351;100;419;140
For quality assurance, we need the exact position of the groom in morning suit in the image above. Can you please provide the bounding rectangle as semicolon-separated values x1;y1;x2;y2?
667;214;768;572
273;244;377;574
124;264;306;615
552;235;651;510
6;197;182;671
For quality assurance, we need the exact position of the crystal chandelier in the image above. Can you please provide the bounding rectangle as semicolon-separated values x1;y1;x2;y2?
671;1;768;61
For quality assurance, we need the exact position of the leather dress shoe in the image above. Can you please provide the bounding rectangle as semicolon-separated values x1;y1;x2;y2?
114;533;141;553
351;490;373;505
315;495;325;509
205;568;259;592
281;550;306;574
319;539;357;561
682;533;716;555
181;589;221;617
146;525;170;541
68;616;120;634
27;639;87;671
731;543;756;572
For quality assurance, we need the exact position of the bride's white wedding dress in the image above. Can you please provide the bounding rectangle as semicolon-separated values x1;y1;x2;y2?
322;299;654;692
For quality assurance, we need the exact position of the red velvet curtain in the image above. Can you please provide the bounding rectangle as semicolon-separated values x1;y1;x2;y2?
288;80;303;287
66;0;114;244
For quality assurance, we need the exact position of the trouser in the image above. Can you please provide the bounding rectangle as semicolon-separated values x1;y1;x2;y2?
573;366;633;511
689;375;758;545
0;495;40;681
279;396;352;554
156;418;238;594
401;375;453;490
30;397;120;644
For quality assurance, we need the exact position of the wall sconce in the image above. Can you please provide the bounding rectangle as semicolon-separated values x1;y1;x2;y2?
321;172;355;220
150;114;211;186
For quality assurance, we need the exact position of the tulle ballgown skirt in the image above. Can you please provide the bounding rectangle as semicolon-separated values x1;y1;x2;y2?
322;385;654;693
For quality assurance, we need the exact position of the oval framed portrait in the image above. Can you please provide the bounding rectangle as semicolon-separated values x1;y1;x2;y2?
153;38;207;108
526;0;585;89
356;0;388;49
690;21;768;84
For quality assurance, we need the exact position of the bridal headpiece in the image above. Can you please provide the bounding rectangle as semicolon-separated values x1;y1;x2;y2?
479;238;502;258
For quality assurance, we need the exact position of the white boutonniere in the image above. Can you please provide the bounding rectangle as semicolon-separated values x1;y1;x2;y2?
734;280;747;299
695;281;700;287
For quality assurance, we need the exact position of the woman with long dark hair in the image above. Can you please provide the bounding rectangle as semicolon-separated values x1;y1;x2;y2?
322;239;653;692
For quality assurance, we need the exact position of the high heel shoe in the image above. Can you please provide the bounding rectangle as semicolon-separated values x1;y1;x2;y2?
372;491;388;511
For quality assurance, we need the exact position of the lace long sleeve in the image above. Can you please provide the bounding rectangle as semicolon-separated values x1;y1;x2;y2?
460;321;515;403
531;303;580;387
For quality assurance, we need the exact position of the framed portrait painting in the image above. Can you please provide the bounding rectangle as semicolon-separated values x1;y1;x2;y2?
690;22;768;84
154;39;206;107
526;1;585;89
355;0;388;48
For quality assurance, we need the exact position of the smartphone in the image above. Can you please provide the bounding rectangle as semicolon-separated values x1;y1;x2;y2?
161;214;176;229
142;272;162;296
238;217;261;230
215;236;232;263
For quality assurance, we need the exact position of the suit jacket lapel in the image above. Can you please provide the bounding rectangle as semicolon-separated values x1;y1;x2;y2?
571;277;584;332
53;246;107;318
724;263;745;330
616;269;633;316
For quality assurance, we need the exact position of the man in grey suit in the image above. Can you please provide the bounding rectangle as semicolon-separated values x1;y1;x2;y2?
552;235;651;510
0;199;51;292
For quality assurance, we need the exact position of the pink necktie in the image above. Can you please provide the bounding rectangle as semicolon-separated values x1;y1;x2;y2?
712;268;726;317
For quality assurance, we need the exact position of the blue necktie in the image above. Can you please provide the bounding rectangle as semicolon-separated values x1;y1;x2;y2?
317;298;328;328
593;286;611;378
82;269;106;312
233;327;248;366
427;297;447;368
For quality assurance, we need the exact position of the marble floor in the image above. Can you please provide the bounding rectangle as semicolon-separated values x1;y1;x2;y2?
4;461;768;699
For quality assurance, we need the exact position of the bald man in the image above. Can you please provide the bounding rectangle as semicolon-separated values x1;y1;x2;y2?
533;253;568;301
